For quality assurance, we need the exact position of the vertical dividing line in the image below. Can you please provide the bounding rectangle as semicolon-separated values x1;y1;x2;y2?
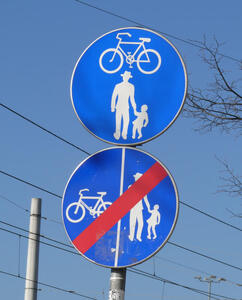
114;148;126;267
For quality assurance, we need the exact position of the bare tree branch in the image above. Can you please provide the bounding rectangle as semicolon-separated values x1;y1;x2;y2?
226;208;242;218
216;157;242;199
183;38;242;135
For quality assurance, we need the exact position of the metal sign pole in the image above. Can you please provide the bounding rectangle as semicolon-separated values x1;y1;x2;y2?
24;198;41;300
109;268;126;300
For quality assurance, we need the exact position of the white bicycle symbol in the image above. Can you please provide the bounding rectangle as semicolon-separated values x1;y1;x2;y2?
99;32;161;74
66;188;112;223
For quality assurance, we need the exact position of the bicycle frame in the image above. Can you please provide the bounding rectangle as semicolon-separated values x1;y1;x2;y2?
76;191;106;215
111;38;150;64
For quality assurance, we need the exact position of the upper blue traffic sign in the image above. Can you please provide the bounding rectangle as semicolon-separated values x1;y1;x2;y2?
62;147;179;268
71;27;187;146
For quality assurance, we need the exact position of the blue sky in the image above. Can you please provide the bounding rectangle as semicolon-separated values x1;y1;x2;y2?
0;1;241;300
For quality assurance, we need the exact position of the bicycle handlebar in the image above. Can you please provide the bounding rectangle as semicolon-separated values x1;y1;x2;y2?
79;188;89;195
79;189;107;197
116;32;132;40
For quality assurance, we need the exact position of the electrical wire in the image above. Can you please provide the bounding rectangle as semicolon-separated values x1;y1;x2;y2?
1;5;240;298
73;0;241;63
0;165;241;233
1;221;242;272
0;220;72;249
0;194;61;224
179;201;242;232
0;269;96;299
167;241;242;271
0;225;238;300
0;103;90;156
129;268;239;300
0;194;30;213
0;169;62;199
155;255;212;276
155;255;242;287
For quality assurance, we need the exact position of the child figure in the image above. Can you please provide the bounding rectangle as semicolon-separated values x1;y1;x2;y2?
132;104;149;139
147;204;160;239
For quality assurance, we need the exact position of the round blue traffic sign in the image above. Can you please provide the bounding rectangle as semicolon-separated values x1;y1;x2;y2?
62;147;179;268
71;27;187;146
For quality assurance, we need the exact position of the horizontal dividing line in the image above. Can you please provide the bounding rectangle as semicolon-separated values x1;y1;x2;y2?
1;221;241;272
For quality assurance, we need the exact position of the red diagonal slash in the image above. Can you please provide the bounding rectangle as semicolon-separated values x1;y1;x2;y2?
72;162;168;253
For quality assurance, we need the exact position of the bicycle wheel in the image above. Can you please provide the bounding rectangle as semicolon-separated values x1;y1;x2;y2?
66;202;85;223
99;48;123;74
137;49;161;74
96;201;112;217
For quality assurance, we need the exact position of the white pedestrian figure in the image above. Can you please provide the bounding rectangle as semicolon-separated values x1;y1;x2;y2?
147;204;160;240
132;104;149;139
128;172;151;242
111;71;137;140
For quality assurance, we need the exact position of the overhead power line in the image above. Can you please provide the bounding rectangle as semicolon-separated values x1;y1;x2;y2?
1;221;242;272
0;269;96;299
0;169;61;199
179;201;242;232
0;194;29;213
167;241;242;271
129;268;239;300
73;0;241;63
0;194;61;224
0;226;239;300
0;103;90;156
5;214;222;277
155;255;212;276
0;165;241;233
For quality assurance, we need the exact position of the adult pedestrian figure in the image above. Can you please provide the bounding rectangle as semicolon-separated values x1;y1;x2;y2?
128;172;151;242
111;71;137;140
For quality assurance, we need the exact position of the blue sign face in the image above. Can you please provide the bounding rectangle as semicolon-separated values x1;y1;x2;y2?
62;147;179;268
71;27;187;146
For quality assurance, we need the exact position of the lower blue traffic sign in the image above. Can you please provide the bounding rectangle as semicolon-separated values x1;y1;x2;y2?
62;147;179;268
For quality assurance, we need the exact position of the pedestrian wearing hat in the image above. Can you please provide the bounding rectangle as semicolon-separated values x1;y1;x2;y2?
111;71;137;140
128;172;151;242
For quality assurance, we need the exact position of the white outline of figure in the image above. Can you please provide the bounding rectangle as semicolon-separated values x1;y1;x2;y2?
128;172;151;242
147;204;160;239
132;104;149;139
111;71;137;140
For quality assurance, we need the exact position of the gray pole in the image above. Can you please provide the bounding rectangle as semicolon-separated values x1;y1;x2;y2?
108;268;126;300
208;280;211;300
24;198;42;300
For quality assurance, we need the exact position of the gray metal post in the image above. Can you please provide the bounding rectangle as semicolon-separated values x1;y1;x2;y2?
208;280;211;300
108;268;126;300
24;198;42;300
